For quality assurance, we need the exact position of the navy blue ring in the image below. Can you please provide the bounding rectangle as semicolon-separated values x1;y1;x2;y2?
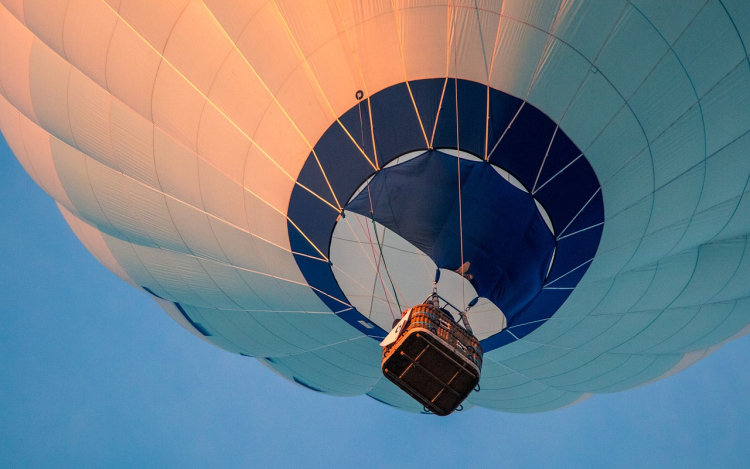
288;78;604;352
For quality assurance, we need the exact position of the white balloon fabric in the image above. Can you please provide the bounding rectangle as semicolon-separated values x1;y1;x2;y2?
2;0;750;413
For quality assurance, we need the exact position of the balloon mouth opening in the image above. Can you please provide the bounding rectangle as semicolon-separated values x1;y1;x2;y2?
288;77;604;351
328;148;556;338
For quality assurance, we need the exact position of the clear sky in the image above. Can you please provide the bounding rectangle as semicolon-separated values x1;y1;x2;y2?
1;134;750;469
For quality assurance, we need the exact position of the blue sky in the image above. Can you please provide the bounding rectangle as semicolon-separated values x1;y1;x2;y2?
1;134;750;469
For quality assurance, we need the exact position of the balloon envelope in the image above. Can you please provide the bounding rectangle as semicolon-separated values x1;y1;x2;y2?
1;0;750;413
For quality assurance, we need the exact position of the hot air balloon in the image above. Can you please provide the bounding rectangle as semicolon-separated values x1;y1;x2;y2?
2;0;750;413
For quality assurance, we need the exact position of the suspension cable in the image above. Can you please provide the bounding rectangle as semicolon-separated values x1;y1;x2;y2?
454;41;466;313
355;213;396;320
367;185;404;311
370;218;403;312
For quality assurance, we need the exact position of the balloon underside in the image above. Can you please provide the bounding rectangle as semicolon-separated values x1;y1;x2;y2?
1;0;750;413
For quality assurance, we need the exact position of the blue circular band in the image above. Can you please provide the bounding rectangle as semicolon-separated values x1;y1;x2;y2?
288;78;604;352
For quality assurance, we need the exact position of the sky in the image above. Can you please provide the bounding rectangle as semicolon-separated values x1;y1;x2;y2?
2;134;750;469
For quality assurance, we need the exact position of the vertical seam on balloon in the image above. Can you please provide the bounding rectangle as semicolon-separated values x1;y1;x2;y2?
103;65;128;184
94;1;335;263
288;338;385;373
482;355;557;395
621;2;707;270
582;355;659;392
496;2;569;189
0;17;8;98
639;307;706;356
694;239;748;305
388;0;431;149
59;0;73;62
105;7;244;312
331;0;381;167
678;301;741;353
484;1;506;160
708;236;749;303
294;350;382;385
523;0;567;102
487;2;506;82
471;0;491;83
146;0;191;126
64;53;162;257
594;99;749;254
120;239;184;305
180;305;258;355
558;6;631;138
63;63;79;152
12;106;49;196
587;355;664;393
497;340;607;383
185;52;279;313
135;199;246;312
200;1;343;210
429;78;450;149
100;0;342;214
266;0;378;171
101;0;119;101
101;94;203;318
453;29;466;312
91;84;246;315
604;248;703;357
217;311;289;357
105;7;303;313
233;310;314;357
0;9;35;124
112;2;200;244
484;9;656;193
709;0;750;242
430;0;456;149
78;146;139;249
506;328;703;373
66;210;116;277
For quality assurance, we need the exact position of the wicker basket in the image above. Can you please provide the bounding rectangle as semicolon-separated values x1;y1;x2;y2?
381;303;483;416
